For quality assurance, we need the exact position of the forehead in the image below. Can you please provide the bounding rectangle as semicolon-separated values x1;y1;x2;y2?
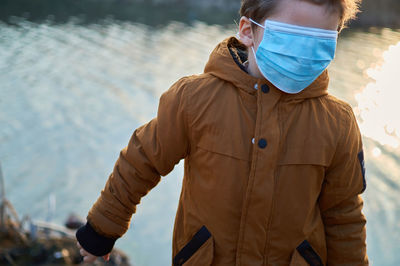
266;0;340;30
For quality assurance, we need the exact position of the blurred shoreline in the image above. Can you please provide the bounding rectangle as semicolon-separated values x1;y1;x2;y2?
1;0;399;28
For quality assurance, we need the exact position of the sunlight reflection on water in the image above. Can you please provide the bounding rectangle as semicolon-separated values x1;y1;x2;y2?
355;41;400;149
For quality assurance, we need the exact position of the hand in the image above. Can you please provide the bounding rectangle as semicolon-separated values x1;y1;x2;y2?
77;242;111;263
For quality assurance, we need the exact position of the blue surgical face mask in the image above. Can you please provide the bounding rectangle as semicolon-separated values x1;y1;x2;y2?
249;18;338;94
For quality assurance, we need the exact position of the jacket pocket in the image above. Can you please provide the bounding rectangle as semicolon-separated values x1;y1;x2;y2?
195;130;251;162
173;226;214;266
290;240;324;266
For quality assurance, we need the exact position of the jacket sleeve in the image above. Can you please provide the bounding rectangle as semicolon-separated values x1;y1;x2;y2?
76;77;191;256
319;107;368;265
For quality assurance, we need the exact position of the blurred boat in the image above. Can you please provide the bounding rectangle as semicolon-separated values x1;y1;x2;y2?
0;163;131;265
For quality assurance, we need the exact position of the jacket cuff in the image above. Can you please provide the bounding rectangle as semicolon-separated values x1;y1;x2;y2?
76;222;116;256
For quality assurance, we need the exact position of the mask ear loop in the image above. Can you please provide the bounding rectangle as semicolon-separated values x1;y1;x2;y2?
248;18;265;58
249;18;266;29
236;32;241;40
251;46;257;58
237;18;265;41
247;18;267;78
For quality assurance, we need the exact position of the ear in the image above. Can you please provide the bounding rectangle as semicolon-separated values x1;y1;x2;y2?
238;16;254;48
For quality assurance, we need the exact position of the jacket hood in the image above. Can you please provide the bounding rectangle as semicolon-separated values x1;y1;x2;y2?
204;37;329;100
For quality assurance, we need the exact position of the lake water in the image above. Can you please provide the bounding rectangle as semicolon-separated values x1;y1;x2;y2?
0;17;399;265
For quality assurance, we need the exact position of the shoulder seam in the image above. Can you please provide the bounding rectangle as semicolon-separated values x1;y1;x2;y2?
322;94;354;125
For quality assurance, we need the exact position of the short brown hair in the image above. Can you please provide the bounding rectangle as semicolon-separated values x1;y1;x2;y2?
239;0;362;31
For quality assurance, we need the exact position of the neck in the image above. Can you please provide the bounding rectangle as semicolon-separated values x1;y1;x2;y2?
246;47;264;79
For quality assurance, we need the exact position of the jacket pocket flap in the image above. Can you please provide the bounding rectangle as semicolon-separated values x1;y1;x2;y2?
173;226;214;266
294;240;324;266
196;135;251;162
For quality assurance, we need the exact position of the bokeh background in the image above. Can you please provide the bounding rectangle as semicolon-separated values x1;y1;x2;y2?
1;0;399;265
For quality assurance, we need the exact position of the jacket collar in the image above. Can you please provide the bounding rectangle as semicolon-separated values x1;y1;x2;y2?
204;37;329;100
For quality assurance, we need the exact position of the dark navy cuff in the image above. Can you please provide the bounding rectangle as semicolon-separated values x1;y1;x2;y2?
76;222;116;256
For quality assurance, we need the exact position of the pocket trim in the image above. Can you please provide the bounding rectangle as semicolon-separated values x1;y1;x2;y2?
173;226;212;266
296;240;324;266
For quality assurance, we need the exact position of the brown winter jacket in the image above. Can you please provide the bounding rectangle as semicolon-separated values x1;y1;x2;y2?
76;37;368;266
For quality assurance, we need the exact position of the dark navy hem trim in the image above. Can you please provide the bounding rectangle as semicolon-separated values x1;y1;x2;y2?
76;222;116;257
173;226;211;266
296;240;324;266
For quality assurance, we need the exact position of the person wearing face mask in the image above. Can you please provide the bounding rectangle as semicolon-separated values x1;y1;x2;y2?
76;0;368;265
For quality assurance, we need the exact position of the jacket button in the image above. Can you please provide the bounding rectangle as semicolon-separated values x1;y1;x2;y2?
261;84;270;93
258;139;267;149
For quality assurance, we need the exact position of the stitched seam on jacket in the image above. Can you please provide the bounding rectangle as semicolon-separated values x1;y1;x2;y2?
325;99;354;186
236;87;262;265
195;145;250;162
263;100;283;265
181;77;203;238
181;76;192;158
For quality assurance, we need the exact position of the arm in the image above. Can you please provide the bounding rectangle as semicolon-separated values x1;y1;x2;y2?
76;77;191;257
319;108;368;265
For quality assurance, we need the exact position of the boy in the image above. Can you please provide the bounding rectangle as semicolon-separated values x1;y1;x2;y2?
76;0;368;265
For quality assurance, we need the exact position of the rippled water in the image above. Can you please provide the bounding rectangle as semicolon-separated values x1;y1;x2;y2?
0;18;399;265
